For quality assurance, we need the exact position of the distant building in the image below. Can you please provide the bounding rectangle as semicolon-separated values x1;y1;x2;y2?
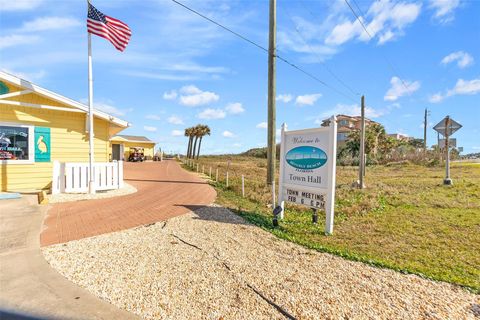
110;135;156;161
321;114;379;144
387;133;411;141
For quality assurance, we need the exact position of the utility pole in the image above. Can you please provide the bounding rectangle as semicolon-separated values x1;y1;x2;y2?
266;0;276;186
423;108;428;150
358;95;366;189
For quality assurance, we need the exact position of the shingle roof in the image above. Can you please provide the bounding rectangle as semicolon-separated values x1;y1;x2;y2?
113;135;154;143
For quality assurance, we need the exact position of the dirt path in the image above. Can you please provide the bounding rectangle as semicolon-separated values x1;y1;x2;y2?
41;160;216;246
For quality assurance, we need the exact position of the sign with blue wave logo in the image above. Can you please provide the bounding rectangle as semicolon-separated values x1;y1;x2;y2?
277;118;338;234
286;146;327;170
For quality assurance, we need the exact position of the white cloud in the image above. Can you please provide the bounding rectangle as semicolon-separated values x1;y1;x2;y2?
167;115;184;125
0;34;40;49
163;90;177;100
256;122;268;129
225;102;245;114
19;17;81;32
429;0;460;23
0;0;43;11
326;1;421;46
197;108;226;119
171;130;183;136
179;85;219;107
448;78;480;96
429;78;480;104
145;114;162;121
325;18;364;46
384;76;420;101
222;130;235;138
295;93;322;106
144;126;157;132
276;94;293;103
180;85;202;95
428;93;444;103
441;51;474;68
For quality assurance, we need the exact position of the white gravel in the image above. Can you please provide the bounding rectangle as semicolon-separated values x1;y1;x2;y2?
47;183;137;203
43;205;479;320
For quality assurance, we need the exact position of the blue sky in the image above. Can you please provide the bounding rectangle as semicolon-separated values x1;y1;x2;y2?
1;0;479;154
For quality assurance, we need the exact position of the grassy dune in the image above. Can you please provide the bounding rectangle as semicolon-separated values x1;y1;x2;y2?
183;156;480;292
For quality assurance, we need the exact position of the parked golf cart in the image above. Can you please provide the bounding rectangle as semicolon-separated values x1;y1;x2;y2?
128;147;145;162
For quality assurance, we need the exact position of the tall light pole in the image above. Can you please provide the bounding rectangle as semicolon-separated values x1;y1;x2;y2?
267;0;277;188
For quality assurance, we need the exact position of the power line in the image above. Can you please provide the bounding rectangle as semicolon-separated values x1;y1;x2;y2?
171;0;357;103
283;1;360;97
171;0;267;54
344;0;411;93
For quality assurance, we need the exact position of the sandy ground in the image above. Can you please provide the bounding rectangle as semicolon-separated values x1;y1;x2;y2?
43;205;479;320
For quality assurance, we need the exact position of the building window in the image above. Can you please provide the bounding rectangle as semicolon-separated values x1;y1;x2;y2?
0;124;34;163
339;119;350;127
337;132;349;141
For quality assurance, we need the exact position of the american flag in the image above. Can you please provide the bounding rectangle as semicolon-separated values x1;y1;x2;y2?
87;2;131;52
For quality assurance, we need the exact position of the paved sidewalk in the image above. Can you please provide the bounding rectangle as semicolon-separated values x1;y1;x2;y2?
41;160;216;246
0;195;137;320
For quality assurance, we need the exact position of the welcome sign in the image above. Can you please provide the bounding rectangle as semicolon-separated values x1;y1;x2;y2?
278;116;337;234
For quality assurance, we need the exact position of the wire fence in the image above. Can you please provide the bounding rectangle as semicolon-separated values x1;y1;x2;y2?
178;156;476;216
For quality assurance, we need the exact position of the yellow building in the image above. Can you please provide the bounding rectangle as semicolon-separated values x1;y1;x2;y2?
0;71;129;192
110;135;156;161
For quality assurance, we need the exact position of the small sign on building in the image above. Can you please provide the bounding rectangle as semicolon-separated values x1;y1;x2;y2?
277;116;337;234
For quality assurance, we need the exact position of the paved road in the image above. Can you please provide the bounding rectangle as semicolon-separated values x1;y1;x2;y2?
0;195;137;320
41;160;216;246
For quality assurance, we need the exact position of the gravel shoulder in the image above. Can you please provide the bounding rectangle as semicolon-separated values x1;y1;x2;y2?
43;205;479;320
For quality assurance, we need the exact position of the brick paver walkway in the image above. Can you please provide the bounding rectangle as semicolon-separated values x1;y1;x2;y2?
40;160;216;246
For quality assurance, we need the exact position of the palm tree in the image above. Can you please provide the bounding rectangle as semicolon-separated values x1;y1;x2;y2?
185;127;194;158
196;125;211;159
191;125;201;159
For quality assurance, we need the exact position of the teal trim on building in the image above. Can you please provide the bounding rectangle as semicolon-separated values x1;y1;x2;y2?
34;127;51;162
0;81;9;95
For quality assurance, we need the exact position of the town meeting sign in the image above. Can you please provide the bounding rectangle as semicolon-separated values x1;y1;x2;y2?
278;116;338;234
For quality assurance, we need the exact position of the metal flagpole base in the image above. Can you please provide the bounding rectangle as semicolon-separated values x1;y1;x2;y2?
443;178;452;185
88;181;96;194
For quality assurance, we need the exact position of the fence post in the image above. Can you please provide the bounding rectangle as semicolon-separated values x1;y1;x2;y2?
216;168;218;182
242;175;245;197
118;160;124;188
209;166;212;177
226;171;229;187
60;162;66;193
202;165;204;174
52;160;60;194
196;163;199;172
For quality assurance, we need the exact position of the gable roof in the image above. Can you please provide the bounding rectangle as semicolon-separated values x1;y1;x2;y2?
111;135;155;144
0;70;130;128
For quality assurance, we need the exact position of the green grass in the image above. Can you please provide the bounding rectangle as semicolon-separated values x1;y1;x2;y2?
183;157;480;293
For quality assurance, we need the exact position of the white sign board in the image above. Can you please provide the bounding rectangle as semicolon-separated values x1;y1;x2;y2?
439;138;456;149
433;117;462;137
278;117;337;234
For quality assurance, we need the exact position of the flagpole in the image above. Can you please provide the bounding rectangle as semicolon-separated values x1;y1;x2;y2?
88;29;96;194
